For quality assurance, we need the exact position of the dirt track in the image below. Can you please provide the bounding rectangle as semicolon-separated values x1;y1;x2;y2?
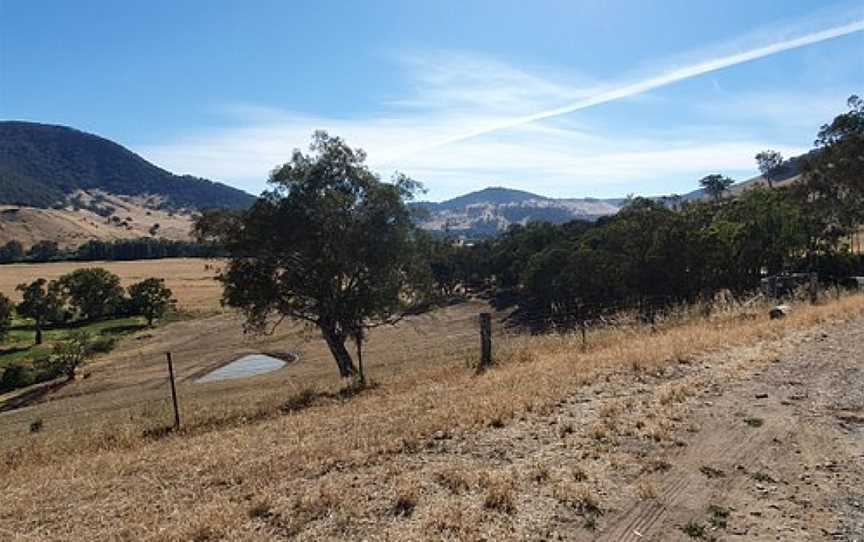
285;313;864;541
596;318;864;541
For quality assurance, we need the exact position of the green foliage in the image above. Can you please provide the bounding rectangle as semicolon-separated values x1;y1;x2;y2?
0;363;35;392
127;278;175;326
0;237;223;265
199;131;429;379
0;292;13;340
755;150;784;188
699;174;734;202
54;268;125;321
86;336;117;355
26;240;61;262
74;237;223;262
0;121;254;209
0;240;24;263
796;95;864;249
429;95;864;329
38;331;92;380
16;278;66;344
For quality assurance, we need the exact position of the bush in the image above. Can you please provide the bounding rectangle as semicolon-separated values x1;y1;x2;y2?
87;336;117;355
0;363;34;392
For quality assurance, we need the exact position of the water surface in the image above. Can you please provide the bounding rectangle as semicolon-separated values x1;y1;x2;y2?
196;354;289;383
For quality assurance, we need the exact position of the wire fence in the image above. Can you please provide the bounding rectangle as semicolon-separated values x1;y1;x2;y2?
0;281;848;447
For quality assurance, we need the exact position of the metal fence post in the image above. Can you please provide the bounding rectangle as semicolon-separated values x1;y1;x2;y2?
165;352;181;430
479;312;492;370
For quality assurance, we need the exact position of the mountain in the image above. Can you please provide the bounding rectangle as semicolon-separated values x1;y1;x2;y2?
414;187;625;237
0;121;254;209
416;152;812;238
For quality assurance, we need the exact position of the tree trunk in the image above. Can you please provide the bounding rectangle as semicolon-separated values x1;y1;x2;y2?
355;335;365;386
321;327;357;378
35;321;43;345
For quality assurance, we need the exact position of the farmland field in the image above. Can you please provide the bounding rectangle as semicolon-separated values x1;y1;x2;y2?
0;257;224;312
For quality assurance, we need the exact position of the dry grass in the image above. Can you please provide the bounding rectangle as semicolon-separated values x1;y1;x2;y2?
0;191;193;249
0;257;223;312
480;471;517;514
1;293;863;539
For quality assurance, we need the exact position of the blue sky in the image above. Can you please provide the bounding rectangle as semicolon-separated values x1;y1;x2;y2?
1;1;862;201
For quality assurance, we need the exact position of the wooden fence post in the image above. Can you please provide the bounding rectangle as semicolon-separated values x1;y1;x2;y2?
809;272;819;305
479;313;492;370
165;352;181;430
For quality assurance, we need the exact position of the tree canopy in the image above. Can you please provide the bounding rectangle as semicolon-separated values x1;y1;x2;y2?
16;278;65;344
128;278;175;327
699;174;734;202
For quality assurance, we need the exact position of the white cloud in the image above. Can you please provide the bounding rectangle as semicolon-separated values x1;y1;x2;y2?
135;16;858;201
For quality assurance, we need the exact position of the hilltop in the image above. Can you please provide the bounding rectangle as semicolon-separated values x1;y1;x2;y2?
0;121;254;210
414;187;625;237
0;121;255;248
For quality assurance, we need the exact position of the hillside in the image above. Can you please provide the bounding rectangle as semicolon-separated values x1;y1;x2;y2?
0;191;194;249
0;121;254;209
678;151;812;201
416;152;811;238
415;187;624;237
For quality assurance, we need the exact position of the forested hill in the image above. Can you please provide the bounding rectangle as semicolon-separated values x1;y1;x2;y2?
0;121;254;209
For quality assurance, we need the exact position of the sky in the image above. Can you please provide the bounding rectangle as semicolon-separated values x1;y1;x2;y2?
1;1;863;201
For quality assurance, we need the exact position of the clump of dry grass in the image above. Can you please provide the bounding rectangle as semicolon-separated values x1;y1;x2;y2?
658;382;694;405
424;502;479;539
479;471;517;514
553;481;602;515
391;477;420;517
637;479;658;500
434;465;474;494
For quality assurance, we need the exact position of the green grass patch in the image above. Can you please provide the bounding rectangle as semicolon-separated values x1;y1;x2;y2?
1;316;147;371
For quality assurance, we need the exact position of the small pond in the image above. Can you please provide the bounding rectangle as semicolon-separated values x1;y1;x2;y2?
196;354;294;383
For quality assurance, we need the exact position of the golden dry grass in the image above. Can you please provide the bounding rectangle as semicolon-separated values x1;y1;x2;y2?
1;293;863;540
0;191;193;249
0;257;223;312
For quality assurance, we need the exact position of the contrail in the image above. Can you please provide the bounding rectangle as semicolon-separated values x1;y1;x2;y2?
386;18;864;161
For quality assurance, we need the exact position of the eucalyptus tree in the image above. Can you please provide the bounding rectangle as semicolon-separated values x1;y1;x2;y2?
196;131;430;381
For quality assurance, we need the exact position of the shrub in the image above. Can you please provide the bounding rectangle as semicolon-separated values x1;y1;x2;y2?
87;336;117;355
0;363;35;392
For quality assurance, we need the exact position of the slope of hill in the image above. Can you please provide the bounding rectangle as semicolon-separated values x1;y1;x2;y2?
0;191;194;249
415;187;624;237
679;151;813;201
0;121;254;209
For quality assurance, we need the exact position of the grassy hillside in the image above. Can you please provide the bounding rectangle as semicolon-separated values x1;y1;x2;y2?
0;191;195;249
0;121;254;209
1;289;862;540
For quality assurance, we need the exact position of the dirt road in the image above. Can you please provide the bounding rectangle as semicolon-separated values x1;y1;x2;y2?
282;313;864;541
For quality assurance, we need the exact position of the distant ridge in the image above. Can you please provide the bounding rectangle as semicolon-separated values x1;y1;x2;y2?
414;151;810;238
414;187;625;237
0;121;254;209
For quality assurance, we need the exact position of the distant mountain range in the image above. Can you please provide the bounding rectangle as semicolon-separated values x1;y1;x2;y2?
0;120;810;244
0;121;254;210
414;156;807;238
413;188;625;237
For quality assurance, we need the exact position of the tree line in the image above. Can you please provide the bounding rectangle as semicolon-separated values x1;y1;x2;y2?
425;96;864;324
0;268;175;391
0;237;223;264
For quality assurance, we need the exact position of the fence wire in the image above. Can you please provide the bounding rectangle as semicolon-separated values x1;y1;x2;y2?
0;290;789;446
